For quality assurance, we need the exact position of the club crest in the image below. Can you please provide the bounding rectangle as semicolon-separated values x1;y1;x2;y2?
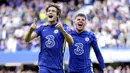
54;29;58;34
85;37;89;42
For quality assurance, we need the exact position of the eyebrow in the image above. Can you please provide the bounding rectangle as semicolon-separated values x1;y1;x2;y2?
77;18;85;20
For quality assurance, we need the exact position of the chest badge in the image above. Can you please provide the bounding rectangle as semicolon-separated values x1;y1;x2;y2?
54;29;58;34
85;37;89;42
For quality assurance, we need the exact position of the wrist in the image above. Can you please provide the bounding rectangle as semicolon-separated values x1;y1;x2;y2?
60;28;66;33
30;27;35;31
103;68;107;71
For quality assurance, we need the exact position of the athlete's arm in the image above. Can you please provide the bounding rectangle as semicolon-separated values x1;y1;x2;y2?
55;22;74;45
24;18;38;43
91;33;106;70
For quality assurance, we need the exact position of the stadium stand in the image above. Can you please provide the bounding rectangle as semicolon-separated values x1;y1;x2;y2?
0;0;130;73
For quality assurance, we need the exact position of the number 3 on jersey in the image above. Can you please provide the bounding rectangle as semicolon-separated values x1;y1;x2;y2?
45;35;55;48
74;43;84;55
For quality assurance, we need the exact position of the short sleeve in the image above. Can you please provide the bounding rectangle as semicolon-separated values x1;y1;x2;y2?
35;26;43;36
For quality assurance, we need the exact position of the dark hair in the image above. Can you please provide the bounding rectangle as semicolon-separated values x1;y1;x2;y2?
75;13;86;19
46;3;61;21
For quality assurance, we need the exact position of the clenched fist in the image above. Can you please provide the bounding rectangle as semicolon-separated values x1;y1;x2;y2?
55;22;64;31
31;18;37;30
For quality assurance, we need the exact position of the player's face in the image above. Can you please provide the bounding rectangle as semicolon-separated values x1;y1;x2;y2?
75;16;86;32
46;7;58;22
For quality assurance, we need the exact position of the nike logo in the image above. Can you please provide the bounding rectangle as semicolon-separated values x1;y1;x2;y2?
43;30;46;31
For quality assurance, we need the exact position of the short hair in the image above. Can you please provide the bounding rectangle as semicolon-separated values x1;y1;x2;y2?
75;13;86;19
45;3;61;21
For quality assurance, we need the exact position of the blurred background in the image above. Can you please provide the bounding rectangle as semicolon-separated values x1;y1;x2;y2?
0;0;130;73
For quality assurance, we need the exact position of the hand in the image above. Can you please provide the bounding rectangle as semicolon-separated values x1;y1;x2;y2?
55;22;64;31
31;18;37;30
103;68;108;73
43;22;49;26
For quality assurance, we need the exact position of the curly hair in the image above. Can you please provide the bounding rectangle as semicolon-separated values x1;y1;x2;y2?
46;3;61;21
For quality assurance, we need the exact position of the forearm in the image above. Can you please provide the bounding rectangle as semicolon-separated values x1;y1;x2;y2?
94;47;105;69
96;53;106;69
92;41;106;69
25;27;35;43
60;29;74;45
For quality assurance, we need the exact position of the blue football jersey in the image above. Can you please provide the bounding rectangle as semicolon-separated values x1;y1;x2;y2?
69;30;105;71
35;23;69;69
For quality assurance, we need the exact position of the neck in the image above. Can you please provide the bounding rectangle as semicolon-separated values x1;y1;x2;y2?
49;21;57;25
75;29;84;33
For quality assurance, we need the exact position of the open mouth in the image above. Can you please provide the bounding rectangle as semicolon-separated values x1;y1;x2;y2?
48;15;53;18
78;24;83;26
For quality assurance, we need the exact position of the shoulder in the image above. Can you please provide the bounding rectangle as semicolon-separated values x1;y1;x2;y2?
37;25;45;29
69;29;77;34
89;32;95;36
62;24;69;29
62;23;67;26
86;31;96;38
62;23;72;32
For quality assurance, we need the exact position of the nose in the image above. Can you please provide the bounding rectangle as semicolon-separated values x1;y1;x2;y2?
49;11;52;14
79;20;83;22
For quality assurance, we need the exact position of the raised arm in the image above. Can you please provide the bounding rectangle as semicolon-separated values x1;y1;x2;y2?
55;22;74;45
24;18;38;43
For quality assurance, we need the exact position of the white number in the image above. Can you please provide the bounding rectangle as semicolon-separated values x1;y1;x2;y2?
74;43;84;55
45;35;55;48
